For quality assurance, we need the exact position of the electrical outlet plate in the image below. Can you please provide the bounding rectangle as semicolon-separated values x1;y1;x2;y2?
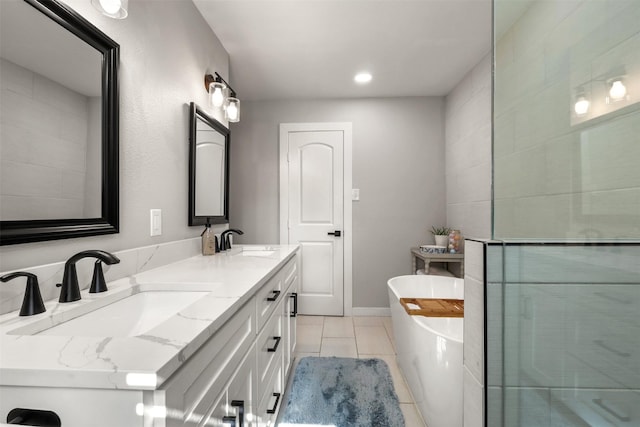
150;209;162;236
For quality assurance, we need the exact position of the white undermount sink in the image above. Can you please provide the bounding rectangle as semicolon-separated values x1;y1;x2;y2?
10;289;209;338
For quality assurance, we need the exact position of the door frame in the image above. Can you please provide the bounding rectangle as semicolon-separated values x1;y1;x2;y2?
279;122;353;317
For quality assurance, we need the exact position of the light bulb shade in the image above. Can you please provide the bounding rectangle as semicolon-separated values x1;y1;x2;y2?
574;96;590;115
91;0;128;19
354;72;372;84
225;97;240;122
209;82;226;108
609;80;627;100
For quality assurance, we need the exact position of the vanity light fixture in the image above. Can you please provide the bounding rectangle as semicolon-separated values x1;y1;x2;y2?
574;95;590;115
608;79;627;101
204;72;240;122
209;81;226;108
91;0;128;19
574;88;590;116
225;97;240;123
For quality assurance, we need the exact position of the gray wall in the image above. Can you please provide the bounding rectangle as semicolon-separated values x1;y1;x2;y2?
445;52;492;240
229;97;446;309
0;0;229;271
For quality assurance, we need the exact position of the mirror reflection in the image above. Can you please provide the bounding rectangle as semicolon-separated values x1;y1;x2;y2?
0;0;119;246
0;0;103;221
189;102;229;225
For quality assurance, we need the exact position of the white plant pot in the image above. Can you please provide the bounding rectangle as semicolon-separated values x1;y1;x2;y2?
434;235;449;247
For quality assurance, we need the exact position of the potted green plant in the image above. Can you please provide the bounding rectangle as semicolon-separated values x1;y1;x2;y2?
430;226;451;247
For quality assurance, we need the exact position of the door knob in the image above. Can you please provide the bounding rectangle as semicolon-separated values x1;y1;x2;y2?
327;230;341;237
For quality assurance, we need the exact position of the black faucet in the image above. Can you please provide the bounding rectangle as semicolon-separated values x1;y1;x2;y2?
219;229;244;251
57;250;120;302
0;272;46;316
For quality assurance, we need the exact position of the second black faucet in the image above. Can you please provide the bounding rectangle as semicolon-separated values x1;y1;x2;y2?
219;229;244;251
57;250;120;303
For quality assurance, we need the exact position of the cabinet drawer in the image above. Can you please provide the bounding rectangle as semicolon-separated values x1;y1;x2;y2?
281;257;297;292
283;280;298;378
256;266;285;332
224;345;257;427
158;298;255;427
256;351;283;427
256;304;283;393
551;388;640;426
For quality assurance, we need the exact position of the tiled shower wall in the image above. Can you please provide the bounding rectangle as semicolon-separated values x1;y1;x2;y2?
493;0;640;239
486;244;640;426
445;53;492;240
463;239;489;427
0;58;101;220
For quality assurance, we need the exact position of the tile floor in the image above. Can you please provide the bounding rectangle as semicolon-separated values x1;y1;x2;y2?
294;315;427;427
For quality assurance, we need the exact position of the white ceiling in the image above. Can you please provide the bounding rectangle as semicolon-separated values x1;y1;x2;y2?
193;0;493;101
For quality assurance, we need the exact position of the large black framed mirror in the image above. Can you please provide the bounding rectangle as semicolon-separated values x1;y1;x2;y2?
0;0;119;245
188;102;230;226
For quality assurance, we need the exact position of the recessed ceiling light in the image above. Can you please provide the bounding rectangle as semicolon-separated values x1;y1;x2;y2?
354;72;372;84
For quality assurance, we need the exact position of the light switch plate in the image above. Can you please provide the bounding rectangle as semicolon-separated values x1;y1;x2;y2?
352;188;360;201
150;209;162;236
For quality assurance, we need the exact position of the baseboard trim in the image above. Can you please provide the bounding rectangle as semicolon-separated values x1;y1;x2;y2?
351;307;391;317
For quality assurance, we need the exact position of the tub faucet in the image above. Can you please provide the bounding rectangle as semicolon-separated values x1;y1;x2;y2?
219;229;244;251
57;250;120;302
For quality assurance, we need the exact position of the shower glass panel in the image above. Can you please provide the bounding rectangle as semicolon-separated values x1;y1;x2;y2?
491;0;640;426
493;0;640;240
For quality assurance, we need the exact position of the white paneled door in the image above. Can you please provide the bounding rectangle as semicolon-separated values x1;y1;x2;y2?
280;123;352;316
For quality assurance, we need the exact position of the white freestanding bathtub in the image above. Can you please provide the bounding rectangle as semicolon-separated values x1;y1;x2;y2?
387;275;464;427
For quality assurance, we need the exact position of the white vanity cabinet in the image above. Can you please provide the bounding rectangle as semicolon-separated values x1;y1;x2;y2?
254;256;298;425
0;247;299;427
152;297;256;427
151;253;299;427
282;257;299;378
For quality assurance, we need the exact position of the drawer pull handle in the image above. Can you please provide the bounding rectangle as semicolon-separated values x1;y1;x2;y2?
222;416;236;427
593;398;630;422
266;392;281;414
290;292;298;317
267;290;281;302
230;400;244;427
267;336;281;352
594;340;630;358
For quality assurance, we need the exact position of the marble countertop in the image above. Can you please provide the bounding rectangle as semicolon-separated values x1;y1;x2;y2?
0;245;298;391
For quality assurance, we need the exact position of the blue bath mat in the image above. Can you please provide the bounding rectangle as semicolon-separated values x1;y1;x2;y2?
278;356;405;427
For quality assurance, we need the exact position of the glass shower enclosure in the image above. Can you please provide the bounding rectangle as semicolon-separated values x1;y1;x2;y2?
490;0;640;425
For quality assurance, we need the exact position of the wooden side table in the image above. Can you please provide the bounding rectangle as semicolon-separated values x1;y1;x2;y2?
410;247;464;278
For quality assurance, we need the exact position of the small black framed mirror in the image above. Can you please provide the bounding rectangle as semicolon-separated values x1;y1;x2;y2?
0;0;119;245
188;102;230;226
